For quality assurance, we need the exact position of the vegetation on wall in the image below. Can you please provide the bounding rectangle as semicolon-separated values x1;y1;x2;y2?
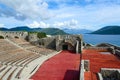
28;32;38;34
37;32;46;39
28;32;47;39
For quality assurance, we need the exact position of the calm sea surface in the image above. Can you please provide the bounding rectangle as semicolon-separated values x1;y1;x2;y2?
83;34;120;46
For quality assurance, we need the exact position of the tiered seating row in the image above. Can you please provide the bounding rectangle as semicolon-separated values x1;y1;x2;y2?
9;38;56;55
27;47;55;55
0;39;42;80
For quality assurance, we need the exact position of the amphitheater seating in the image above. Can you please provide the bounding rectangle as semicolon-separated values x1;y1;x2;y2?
0;38;56;80
27;47;55;55
9;38;56;55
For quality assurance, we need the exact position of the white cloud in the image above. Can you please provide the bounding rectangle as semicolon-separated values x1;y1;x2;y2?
27;21;50;28
27;19;78;29
0;0;52;20
0;23;5;28
1;0;120;30
51;2;120;29
56;13;75;18
53;19;78;29
93;0;120;4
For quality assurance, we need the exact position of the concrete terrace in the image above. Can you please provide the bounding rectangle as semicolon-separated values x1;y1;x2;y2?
82;49;120;80
31;48;120;80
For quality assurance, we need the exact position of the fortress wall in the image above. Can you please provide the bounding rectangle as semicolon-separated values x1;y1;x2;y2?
38;37;56;49
55;35;82;52
0;31;28;39
28;34;38;42
0;31;83;53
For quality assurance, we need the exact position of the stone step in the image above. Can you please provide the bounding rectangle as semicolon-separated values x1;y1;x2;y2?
2;66;17;80
0;66;11;79
0;65;6;72
10;67;22;80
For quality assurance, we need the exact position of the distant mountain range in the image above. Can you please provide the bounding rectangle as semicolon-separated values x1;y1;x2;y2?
63;28;92;34
0;26;67;35
1;25;119;35
0;26;93;35
91;26;120;35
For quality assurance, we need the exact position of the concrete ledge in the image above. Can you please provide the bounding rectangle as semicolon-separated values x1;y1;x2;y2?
79;60;84;80
98;73;103;80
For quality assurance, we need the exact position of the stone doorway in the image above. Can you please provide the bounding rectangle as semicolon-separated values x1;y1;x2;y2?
62;44;68;50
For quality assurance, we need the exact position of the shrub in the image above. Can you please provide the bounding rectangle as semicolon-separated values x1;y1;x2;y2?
37;32;46;39
0;35;4;39
14;36;19;38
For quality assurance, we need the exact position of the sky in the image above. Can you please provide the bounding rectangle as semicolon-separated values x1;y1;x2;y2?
0;0;120;30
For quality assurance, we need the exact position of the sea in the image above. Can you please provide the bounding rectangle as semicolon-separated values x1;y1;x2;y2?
83;34;120;46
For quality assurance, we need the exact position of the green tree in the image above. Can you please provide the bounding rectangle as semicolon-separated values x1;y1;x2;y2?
37;32;46;39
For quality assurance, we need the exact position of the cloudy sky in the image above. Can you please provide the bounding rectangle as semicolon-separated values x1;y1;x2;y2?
0;0;120;30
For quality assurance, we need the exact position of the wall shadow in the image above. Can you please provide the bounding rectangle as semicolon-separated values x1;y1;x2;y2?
62;50;76;54
63;70;79;80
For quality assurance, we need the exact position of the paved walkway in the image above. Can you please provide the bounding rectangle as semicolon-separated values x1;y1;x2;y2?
31;51;80;80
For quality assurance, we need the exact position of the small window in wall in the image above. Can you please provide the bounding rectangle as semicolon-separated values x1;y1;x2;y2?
62;45;68;50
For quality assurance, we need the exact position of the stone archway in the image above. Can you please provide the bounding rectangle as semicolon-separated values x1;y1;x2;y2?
61;42;75;51
62;44;68;50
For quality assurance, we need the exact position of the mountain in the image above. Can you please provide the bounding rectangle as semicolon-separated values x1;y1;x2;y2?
91;26;120;35
0;28;9;31
63;28;92;34
0;26;67;35
10;26;32;31
39;28;67;35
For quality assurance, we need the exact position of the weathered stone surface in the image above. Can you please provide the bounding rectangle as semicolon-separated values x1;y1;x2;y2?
0;31;83;53
100;68;120;80
0;31;28;39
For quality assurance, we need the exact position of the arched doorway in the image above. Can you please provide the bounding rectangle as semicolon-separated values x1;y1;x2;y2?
61;42;74;51
62;44;68;50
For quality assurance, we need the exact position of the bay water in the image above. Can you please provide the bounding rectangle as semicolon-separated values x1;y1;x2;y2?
83;34;120;46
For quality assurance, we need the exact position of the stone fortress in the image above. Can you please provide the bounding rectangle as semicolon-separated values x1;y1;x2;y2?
0;31;120;80
0;31;83;53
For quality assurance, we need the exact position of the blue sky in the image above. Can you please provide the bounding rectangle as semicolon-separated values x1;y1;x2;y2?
0;0;120;30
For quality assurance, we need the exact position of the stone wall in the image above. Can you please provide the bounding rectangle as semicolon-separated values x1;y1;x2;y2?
55;35;82;52
38;37;56;49
0;31;28;39
0;31;83;53
37;35;83;53
27;33;38;42
99;68;120;80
